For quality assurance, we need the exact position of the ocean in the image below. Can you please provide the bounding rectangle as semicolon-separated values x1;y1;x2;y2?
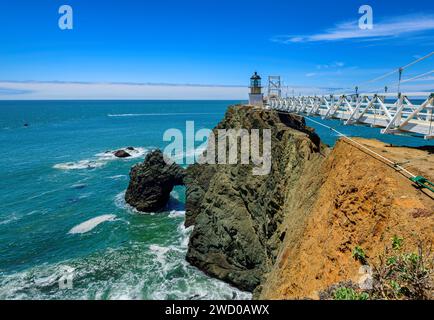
0;100;432;300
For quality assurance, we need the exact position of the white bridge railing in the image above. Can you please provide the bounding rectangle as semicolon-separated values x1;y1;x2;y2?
266;92;434;140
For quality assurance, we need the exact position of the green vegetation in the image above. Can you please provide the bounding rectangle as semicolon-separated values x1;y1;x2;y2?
391;235;404;251
371;240;433;300
352;246;367;264
329;237;433;300
333;287;369;300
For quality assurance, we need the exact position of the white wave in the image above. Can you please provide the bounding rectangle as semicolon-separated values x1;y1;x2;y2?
54;160;105;170
0;219;252;300
170;190;180;200
54;147;147;171
68;214;117;234
178;222;194;248
114;191;150;215
114;191;127;209
149;244;170;255
168;210;185;218
107;175;127;180
114;191;137;213
95;147;147;161
148;222;251;300
149;245;172;268
0;213;20;226
71;183;87;189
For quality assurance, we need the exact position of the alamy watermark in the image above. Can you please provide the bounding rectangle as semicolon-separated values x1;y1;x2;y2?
58;5;73;30
163;121;271;176
359;5;374;30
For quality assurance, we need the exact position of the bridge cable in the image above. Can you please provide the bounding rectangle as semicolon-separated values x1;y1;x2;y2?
357;50;434;89
402;70;434;84
373;70;434;93
275;109;417;178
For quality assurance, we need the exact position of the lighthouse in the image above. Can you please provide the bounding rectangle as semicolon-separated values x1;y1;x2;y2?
249;72;264;107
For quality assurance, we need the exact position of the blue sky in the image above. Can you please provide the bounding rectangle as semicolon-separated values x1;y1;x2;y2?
0;0;433;99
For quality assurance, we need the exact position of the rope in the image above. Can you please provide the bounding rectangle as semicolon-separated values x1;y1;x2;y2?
373;69;434;93
276;109;417;178
402;70;434;84
357;51;434;89
401;51;434;71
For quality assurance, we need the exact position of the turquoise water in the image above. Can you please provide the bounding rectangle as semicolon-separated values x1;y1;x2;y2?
0;100;432;300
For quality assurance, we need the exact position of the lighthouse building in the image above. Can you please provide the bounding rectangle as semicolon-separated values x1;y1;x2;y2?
248;72;264;107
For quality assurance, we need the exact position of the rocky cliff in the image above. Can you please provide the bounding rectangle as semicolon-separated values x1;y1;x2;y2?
184;106;328;291
125;105;433;299
183;105;433;298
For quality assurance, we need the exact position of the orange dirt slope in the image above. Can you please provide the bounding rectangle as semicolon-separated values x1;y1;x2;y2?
259;138;434;299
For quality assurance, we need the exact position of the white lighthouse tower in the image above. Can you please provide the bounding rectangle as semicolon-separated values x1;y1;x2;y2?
248;72;264;107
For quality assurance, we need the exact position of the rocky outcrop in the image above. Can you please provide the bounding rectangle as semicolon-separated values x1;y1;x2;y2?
114;150;132;158
184;106;327;291
125;150;185;212
124;104;433;298
183;105;433;297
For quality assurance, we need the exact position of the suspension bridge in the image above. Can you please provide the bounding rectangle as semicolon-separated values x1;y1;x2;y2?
266;92;434;140
262;51;434;140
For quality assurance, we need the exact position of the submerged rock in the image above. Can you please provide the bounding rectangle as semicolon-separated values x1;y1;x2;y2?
114;150;131;158
125;150;185;212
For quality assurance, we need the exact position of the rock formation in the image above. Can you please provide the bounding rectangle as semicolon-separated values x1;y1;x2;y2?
183;105;433;297
125;150;185;212
114;150;131;158
184;106;327;291
125;104;433;298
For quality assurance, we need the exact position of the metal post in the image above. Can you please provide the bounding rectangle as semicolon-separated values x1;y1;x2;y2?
397;68;403;98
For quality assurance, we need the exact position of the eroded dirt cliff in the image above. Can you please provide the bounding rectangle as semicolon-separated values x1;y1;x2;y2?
258;138;434;299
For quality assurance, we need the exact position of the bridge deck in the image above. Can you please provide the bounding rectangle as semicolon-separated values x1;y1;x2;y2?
267;93;434;139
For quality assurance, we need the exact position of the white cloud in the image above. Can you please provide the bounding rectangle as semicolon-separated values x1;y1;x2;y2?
316;62;345;70
0;81;349;100
0;81;248;100
272;14;434;43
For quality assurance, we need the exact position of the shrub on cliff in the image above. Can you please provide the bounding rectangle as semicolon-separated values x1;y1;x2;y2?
322;238;433;300
371;239;433;300
334;287;369;300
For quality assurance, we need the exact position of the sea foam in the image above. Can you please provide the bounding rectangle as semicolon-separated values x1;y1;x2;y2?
54;160;105;170
168;210;185;218
54;147;147;171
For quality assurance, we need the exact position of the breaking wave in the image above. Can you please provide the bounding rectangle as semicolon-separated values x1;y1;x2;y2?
168;210;185;218
54;160;106;170
114;191;146;215
68;214;117;234
54;147;147;171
